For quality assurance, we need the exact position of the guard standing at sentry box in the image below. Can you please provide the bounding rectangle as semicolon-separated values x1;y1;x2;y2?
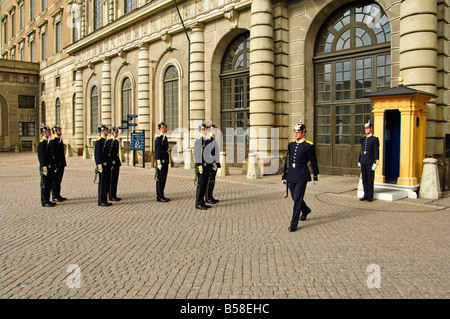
282;122;319;232
37;124;57;207
49;124;67;202
358;120;379;202
109;126;122;202
95;124;112;207
155;121;170;202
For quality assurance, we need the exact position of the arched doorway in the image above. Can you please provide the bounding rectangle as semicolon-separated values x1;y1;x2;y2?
220;32;250;165
314;1;391;175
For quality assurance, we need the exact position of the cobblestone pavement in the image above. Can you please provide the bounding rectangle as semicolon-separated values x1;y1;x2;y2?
0;152;448;299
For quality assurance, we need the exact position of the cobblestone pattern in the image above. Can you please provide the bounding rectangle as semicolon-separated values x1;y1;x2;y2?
0;153;448;299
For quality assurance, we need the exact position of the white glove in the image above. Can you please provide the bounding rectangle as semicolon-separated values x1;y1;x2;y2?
198;166;203;174
42;166;48;176
358;162;361;168
313;181;318;185
372;163;378;171
212;162;217;171
97;164;103;174
157;164;162;170
282;180;287;185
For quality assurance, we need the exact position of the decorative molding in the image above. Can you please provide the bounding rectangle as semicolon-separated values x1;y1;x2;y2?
161;31;172;51
50;7;64;25
117;49;128;65
224;7;239;29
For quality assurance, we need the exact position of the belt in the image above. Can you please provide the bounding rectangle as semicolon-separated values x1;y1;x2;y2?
291;163;307;168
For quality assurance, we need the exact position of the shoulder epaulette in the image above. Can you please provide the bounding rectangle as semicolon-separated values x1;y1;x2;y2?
40;139;44;142
306;140;314;145
51;137;56;140
97;137;102;140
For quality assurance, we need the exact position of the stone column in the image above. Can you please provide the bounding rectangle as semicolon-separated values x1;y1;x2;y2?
75;67;84;150
400;0;438;155
186;23;205;169
249;0;275;173
273;0;289;171
101;58;112;127
190;23;205;148
138;43;151;153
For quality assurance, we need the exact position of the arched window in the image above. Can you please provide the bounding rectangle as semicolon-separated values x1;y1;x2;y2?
93;0;102;31
220;32;250;164
314;2;391;175
91;86;99;134
55;98;61;125
163;66;179;132
121;77;132;123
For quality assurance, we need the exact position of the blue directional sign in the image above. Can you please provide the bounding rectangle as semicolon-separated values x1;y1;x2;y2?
118;126;128;130
127;114;138;121
131;132;145;151
128;123;137;127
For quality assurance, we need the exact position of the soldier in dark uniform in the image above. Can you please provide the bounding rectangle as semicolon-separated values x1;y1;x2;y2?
205;124;220;204
95;124;112;206
155;121;170;202
109;126;121;202
194;123;212;210
49;124;67;202
37;124;56;207
358;120;379;202
282;122;319;232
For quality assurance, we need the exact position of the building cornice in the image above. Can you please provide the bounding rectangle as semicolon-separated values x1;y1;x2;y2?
66;0;252;67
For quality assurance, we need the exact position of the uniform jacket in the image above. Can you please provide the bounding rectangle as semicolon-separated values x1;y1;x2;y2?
48;136;67;168
109;138;121;167
94;136;111;166
37;137;56;170
358;135;380;165
282;139;319;183
194;134;211;168
204;134;221;168
154;133;169;164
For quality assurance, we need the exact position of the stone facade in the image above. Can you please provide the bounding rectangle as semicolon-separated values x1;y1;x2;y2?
0;60;39;151
0;0;448;186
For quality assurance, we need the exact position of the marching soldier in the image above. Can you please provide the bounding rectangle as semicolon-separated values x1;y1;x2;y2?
282;122;319;232
49;124;67;202
37;124;56;207
95;124;112;207
109;126;122;202
194;123;212;210
358;120;379;202
155;121;170;202
205;124;220;204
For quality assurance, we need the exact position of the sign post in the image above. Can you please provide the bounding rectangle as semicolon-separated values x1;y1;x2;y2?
119;115;139;166
131;131;146;168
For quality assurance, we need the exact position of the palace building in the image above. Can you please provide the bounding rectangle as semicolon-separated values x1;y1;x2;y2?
0;0;449;190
